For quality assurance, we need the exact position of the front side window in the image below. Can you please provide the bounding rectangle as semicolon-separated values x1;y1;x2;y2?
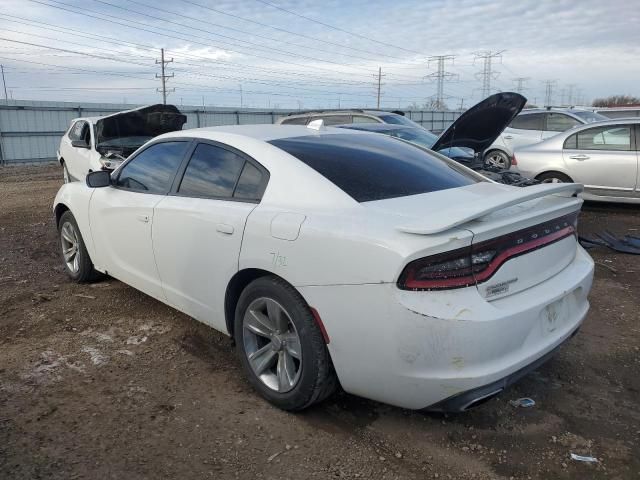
269;133;477;202
69;121;87;141
566;125;632;151
545;113;581;132
178;143;267;201
115;141;188;194
509;113;544;130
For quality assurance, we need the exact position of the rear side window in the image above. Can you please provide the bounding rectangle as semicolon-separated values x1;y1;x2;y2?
280;117;308;125
566;125;632;151
352;115;381;124
269;134;477;202
510;113;544;130
115;141;188;194
545;113;581;132
178;143;267;201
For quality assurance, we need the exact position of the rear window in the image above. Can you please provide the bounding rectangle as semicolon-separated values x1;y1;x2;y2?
269;134;477;202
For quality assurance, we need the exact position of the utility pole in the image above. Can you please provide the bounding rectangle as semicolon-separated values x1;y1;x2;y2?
0;65;7;102
474;51;503;98
459;98;464;110
375;66;385;109
512;77;530;95
542;80;557;106
425;55;457;110
155;48;174;104
239;84;243;108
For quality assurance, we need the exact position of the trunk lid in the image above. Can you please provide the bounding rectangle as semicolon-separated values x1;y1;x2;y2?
366;182;583;299
432;92;526;154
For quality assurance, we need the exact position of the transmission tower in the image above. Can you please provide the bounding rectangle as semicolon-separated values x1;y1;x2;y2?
542;80;557;106
156;48;174;104
474;51;503;98
513;77;530;95
566;83;577;105
425;55;457;110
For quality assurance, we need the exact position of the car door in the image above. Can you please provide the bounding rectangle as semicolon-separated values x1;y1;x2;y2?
152;141;268;331
89;140;191;301
502;112;545;150
62;120;94;181
562;123;637;196
541;112;582;141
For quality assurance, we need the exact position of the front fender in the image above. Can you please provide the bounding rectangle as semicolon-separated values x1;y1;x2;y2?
53;183;99;269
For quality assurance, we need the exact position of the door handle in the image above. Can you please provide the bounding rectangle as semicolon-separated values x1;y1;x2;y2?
503;135;514;140
216;223;234;235
136;214;150;223
569;154;589;160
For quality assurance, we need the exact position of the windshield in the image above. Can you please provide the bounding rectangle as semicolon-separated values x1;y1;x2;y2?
388;128;473;159
378;114;422;128
571;111;609;123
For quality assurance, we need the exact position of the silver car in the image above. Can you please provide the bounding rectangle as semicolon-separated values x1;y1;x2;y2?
514;119;640;204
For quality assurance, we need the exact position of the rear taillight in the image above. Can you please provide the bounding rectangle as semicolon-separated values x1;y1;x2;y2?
510;153;517;166
397;212;578;291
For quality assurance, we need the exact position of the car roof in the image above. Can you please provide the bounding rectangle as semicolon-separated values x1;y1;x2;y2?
160;123;369;142
339;123;411;132
284;109;398;117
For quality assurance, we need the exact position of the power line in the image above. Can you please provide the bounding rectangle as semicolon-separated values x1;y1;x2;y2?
253;0;424;56
474;51;503;98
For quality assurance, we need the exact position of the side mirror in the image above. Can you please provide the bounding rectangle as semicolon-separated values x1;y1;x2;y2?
86;170;111;188
71;139;90;149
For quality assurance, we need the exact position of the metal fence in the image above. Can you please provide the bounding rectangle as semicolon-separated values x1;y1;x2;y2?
0;100;462;165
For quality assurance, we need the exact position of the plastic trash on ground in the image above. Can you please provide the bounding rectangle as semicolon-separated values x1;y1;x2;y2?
509;397;536;408
570;453;598;463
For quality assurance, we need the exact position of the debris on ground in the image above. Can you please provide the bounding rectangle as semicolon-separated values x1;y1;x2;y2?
509;397;536;408
570;453;598;463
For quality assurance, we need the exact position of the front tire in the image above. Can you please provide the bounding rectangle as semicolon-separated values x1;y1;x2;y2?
484;150;511;169
58;211;98;283
235;276;337;411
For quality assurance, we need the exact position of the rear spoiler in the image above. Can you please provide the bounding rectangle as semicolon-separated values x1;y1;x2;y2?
398;183;583;234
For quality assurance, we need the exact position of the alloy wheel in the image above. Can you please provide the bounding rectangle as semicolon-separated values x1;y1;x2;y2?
540;177;564;183
60;221;80;273
242;297;302;393
485;152;509;169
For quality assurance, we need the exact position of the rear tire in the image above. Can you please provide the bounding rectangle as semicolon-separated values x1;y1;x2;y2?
58;211;99;283
536;171;573;184
484;150;511;169
234;276;337;411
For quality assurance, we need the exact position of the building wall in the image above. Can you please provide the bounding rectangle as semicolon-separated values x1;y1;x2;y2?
0;100;462;165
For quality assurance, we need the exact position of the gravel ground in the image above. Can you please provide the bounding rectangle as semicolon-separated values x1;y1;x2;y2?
1;164;638;479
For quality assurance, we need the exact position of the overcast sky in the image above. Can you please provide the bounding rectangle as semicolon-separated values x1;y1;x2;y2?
0;0;638;109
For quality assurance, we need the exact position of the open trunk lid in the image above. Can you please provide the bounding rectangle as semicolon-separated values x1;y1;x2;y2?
366;182;583;299
432;92;526;154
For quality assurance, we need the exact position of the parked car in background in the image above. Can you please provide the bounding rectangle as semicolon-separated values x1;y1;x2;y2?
486;108;610;169
277;109;423;128
513;119;640;203
54;123;593;412
57;104;186;183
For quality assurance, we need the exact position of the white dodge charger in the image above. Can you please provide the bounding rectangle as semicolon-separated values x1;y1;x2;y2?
53;123;594;411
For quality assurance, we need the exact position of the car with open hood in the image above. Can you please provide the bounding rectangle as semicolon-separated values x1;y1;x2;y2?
341;92;537;186
57;104;187;183
53;123;594;412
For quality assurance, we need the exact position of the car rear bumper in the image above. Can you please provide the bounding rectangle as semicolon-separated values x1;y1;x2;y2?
298;245;594;410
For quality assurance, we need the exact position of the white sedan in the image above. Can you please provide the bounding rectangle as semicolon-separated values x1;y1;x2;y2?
53;124;594;411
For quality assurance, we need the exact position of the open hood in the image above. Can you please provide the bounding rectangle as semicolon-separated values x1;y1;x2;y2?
432;92;526;153
95;104;187;145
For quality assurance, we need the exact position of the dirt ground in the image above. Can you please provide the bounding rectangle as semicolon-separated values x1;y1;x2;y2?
1;164;638;480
